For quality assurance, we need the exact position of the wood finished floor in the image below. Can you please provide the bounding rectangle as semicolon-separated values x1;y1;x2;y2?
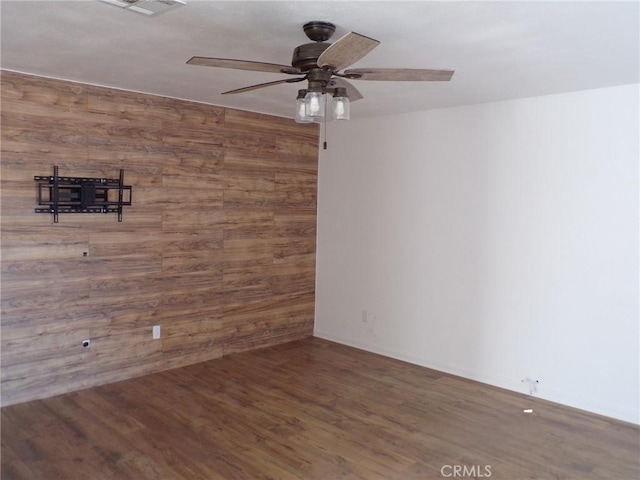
1;337;638;480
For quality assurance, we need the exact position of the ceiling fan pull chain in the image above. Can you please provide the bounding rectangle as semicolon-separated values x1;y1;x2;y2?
323;94;328;150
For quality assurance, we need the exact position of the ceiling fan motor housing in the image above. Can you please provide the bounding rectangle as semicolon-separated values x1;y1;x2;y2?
293;21;336;71
291;43;330;71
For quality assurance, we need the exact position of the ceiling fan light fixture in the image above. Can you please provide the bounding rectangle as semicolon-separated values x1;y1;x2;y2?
331;87;350;121
295;89;312;124
304;90;325;120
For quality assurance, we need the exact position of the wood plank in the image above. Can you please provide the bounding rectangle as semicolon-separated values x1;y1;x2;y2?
1;280;90;316
163;167;273;191
275;171;318;190
86;272;222;299
159;96;225;127
223;188;286;209
134;186;223;207
274;209;318;238
161;205;225;229
88;229;223;257
87;85;224;127
277;135;320;160
224;107;318;139
86;85;177;125
162;130;226;149
1;254;162;282
1;71;86;110
1;228;89;261
225;147;318;174
161;250;224;274
273;238;316;263
1;115;87;150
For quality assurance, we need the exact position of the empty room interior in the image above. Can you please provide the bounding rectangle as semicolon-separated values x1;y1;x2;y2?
1;1;638;479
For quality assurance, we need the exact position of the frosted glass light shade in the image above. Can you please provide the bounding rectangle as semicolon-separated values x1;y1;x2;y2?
304;91;325;119
332;95;350;120
295;97;312;123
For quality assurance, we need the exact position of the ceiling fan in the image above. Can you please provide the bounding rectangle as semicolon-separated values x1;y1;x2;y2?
186;21;454;122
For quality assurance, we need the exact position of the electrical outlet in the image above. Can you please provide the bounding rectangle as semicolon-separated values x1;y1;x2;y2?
82;339;91;348
362;310;376;323
152;325;161;340
522;378;540;395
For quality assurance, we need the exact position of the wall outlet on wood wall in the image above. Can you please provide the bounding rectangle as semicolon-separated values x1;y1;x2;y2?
152;325;161;340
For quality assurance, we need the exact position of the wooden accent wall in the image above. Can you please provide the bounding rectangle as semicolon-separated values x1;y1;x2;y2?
0;71;319;406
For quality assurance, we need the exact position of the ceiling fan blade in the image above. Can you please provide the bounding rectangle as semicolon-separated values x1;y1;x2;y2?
328;77;364;102
317;32;380;71
187;57;301;75
222;77;305;95
344;68;454;81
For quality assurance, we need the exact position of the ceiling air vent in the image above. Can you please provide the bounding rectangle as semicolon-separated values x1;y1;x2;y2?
100;0;186;16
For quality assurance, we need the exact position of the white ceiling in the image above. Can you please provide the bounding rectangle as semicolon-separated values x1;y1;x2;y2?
1;1;638;120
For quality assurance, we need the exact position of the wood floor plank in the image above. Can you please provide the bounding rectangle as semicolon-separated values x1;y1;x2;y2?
2;337;638;480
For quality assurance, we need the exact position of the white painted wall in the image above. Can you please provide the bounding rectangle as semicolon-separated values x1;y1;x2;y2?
315;84;639;424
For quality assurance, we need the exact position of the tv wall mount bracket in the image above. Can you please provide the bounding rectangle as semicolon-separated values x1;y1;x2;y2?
34;166;132;223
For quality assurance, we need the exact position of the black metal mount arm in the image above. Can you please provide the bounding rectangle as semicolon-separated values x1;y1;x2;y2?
34;166;132;223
